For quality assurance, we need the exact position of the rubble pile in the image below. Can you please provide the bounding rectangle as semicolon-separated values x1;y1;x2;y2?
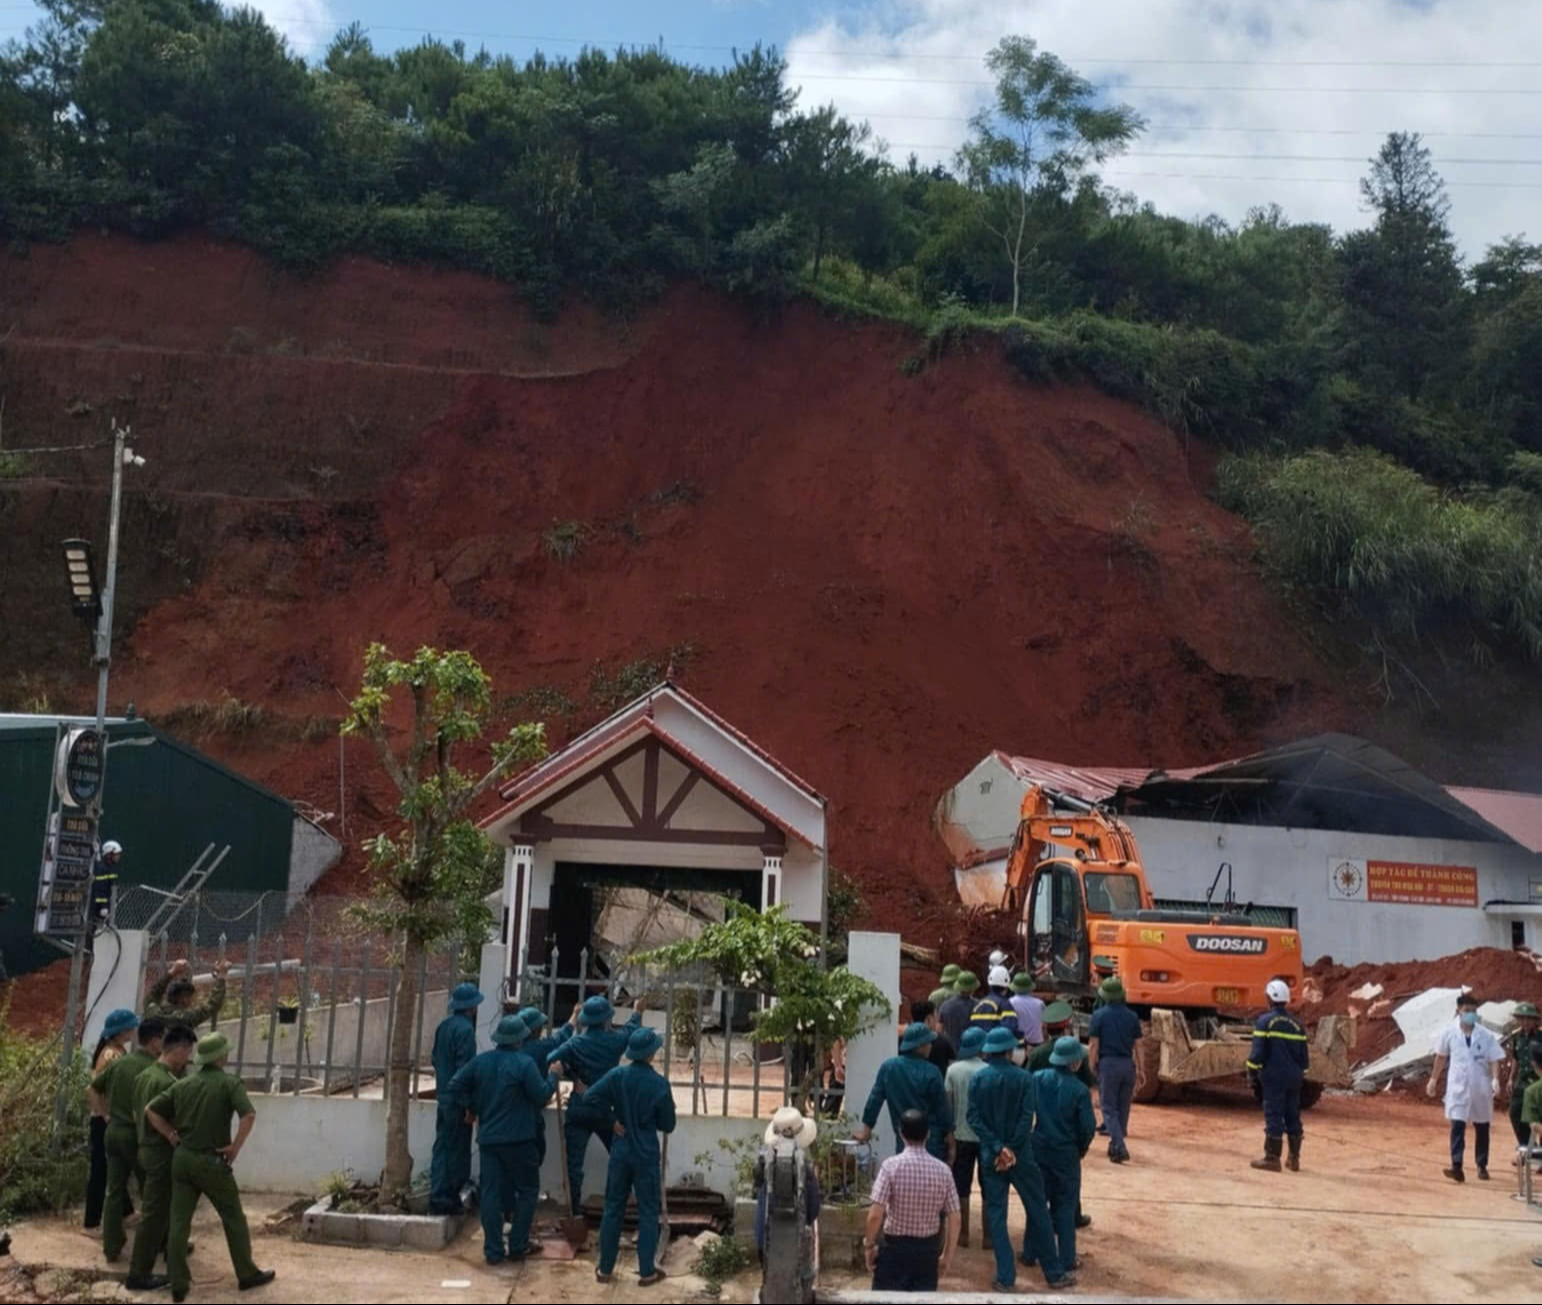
1305;948;1542;1093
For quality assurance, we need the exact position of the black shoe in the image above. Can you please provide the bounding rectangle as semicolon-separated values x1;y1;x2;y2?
1018;1253;1037;1268
1533;1256;1542;1268
1444;1166;1465;1183
238;1270;276;1291
1075;1212;1093;1229
1479;1168;1491;1181
1046;1274;1078;1289
172;1295;186;1305
124;1276;168;1292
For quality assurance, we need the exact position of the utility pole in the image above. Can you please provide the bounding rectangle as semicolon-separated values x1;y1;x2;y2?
54;423;137;1133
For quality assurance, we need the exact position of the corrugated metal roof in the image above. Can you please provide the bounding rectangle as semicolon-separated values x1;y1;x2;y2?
992;750;1210;803
1446;786;1542;855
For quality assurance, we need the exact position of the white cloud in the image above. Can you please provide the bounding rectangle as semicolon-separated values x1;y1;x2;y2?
784;0;1542;255
249;0;336;57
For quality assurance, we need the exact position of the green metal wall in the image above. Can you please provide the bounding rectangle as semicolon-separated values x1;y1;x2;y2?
0;718;296;979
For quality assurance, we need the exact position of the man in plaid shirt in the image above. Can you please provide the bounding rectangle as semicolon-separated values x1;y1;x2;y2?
863;1110;960;1291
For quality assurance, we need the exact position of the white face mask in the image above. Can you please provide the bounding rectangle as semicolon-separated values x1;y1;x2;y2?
1010;1047;1027;1067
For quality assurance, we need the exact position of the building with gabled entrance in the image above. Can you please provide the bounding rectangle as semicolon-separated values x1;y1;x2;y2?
481;684;828;1006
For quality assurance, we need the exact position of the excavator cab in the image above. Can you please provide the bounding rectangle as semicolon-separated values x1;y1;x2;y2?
1024;861;1090;990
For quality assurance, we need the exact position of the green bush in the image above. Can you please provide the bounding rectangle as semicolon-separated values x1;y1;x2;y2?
0;1014;90;1223
1218;448;1542;661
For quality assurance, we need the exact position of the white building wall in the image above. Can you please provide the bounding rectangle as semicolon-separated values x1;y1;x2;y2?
236;1092;764;1201
288;815;342;897
1126;817;1538;965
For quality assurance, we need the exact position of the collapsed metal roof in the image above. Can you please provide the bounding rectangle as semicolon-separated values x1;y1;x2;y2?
1111;733;1520;845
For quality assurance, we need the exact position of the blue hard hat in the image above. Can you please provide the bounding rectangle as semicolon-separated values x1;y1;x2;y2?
1049;1035;1085;1067
520;1006;549;1032
449;983;485;1012
103;1009;139;1039
624;1027;663;1062
959;1026;987;1057
579;995;615;1027
899;1022;937;1053
492;1014;529;1047
983;1027;1018;1056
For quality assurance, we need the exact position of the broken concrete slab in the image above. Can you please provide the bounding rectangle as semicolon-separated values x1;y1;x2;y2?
1351;983;1384;1001
1353;988;1522;1089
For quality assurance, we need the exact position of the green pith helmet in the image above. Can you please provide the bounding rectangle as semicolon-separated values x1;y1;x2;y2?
955;970;980;994
940;964;962;985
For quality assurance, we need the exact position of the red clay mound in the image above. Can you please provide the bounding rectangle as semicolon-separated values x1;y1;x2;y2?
1;235;1349;936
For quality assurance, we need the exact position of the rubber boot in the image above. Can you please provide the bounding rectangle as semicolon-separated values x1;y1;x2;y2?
1286;1136;1301;1172
1250;1136;1282;1172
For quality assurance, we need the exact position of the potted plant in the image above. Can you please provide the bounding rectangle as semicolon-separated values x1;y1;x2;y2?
277;997;301;1026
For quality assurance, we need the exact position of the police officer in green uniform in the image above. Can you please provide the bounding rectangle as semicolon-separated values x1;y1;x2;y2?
1508;1002;1542;1151
428;982;483;1214
145;1033;275;1304
125;1025;197;1292
586;1027;678;1288
447;1014;558;1266
853;1022;954;1160
143;957;231;1033
90;1013;163;1264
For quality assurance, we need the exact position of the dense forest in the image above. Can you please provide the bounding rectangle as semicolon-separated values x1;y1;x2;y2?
3;1;1541;669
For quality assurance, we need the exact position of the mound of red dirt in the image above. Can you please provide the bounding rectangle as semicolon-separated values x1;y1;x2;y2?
1;234;1349;940
1305;947;1542;1067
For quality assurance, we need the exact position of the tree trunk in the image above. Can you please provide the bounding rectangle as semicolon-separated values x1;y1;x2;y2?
380;929;425;1205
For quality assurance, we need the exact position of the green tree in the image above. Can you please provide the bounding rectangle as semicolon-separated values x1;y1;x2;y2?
633;904;890;1110
342;644;547;1205
782;104;877;280
1340;132;1465;399
958;36;1142;316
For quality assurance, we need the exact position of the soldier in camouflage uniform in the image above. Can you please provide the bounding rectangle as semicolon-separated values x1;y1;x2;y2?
143;957;230;1034
1507;1002;1542;1152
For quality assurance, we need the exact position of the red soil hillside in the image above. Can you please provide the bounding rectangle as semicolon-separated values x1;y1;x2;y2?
0;234;1350;941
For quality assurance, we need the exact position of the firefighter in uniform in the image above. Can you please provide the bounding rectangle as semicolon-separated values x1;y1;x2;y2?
1247;979;1310;1172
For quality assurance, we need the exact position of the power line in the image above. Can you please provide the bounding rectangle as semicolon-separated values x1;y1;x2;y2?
860;115;1542;141
790;71;1542;93
886;148;1542;166
3;4;1541;70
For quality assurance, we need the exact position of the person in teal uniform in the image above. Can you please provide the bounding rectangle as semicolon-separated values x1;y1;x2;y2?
429;983;483;1215
852;1022;954;1161
584;1027;678;1288
546;993;643;1214
446;1014;558;1266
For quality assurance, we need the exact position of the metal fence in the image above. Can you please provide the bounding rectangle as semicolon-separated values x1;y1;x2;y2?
510;944;817;1120
109;888;833;1120
114;888;463;1100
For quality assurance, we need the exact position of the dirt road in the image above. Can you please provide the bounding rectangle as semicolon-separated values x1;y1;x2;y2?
6;1089;1541;1303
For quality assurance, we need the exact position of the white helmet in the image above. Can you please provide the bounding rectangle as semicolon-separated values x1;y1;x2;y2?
988;949;1008;968
1265;979;1291;1005
988;965;1012;989
101;840;123;857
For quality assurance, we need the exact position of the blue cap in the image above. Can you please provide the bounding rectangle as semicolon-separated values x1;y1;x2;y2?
624;1027;663;1061
520;1006;549;1032
492;1014;529;1047
959;1026;987;1057
449;983;485;1013
983;1027;1018;1056
1049;1035;1085;1067
899;1022;937;1053
103;1009;139;1039
579;995;614;1027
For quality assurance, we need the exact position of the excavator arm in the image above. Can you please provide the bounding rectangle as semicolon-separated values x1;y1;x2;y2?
1000;784;1146;914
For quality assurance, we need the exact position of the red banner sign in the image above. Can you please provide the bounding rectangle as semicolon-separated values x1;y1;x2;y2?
1366;861;1478;908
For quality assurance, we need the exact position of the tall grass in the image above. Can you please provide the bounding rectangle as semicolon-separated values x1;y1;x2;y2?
1218;448;1542;661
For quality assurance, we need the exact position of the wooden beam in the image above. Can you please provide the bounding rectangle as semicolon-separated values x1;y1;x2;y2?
602;766;643;829
656;771;700;829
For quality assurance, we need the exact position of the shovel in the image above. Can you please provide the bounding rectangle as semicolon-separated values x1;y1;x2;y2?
545;1083;591;1255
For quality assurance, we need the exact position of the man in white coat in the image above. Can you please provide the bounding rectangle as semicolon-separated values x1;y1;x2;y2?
1427;991;1505;1182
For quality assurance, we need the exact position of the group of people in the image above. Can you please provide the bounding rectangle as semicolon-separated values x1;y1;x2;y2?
427;986;677;1286
81;957;273;1303
850;950;1319;1294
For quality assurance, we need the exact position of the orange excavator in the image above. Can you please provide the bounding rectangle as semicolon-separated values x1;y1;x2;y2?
1001;784;1354;1105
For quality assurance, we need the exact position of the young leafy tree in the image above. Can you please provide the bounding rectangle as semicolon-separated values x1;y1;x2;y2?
958;36;1142;316
782;104;878;280
632;903;889;1110
343;644;546;1205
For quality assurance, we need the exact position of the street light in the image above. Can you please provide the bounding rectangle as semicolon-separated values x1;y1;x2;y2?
61;539;102;623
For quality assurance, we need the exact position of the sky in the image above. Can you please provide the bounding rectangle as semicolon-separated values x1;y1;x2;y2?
4;0;1538;255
